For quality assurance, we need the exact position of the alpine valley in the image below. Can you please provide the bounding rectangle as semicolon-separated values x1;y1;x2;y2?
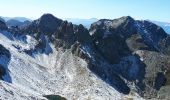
0;14;170;100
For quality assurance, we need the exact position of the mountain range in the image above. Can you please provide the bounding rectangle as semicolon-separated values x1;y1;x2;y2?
1;16;170;34
0;14;170;100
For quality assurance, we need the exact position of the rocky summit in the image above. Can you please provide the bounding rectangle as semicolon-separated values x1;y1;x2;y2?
0;14;170;100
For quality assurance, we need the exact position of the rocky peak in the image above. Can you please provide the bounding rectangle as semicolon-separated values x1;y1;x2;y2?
22;14;62;36
36;14;62;34
89;16;137;64
90;16;170;57
75;24;92;44
90;16;136;39
121;16;134;22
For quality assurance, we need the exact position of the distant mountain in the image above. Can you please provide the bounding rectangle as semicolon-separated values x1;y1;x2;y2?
65;18;98;29
6;19;31;27
11;17;32;22
0;16;32;22
149;21;170;34
6;19;23;26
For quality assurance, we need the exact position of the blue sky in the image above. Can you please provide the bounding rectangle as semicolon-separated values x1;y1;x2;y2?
0;0;169;22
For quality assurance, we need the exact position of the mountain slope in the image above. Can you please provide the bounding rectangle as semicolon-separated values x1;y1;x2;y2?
6;19;31;27
0;31;137;100
0;15;141;100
